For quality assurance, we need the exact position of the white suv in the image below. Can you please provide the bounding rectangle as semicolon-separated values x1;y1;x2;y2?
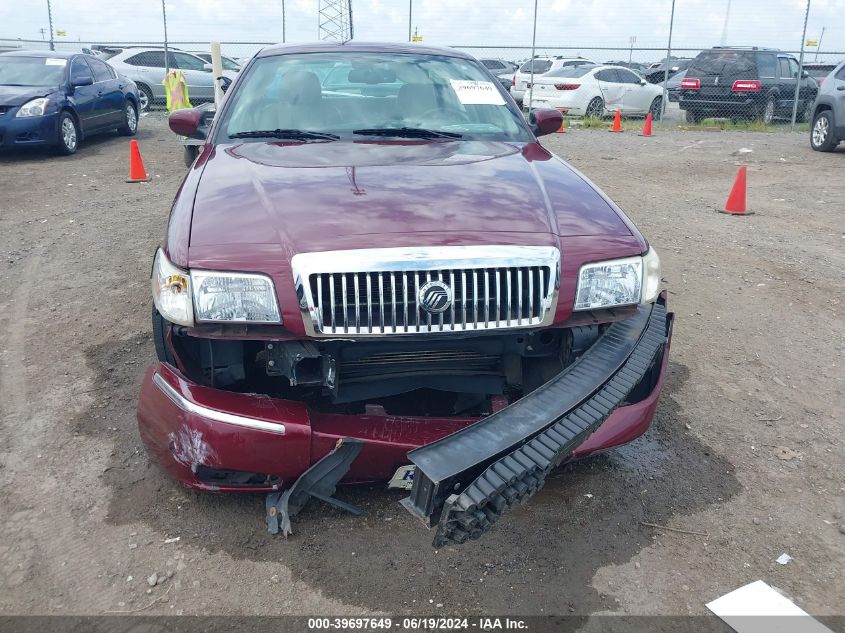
510;56;595;105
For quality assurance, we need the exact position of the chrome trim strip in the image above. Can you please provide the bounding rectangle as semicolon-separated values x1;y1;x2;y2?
153;372;286;434
292;245;561;338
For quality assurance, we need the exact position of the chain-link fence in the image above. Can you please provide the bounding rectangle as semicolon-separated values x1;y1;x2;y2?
2;0;843;128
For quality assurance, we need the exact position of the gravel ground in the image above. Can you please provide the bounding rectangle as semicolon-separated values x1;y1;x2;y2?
0;115;843;619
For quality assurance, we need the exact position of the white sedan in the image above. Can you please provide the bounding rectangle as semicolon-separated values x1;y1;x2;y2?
523;65;665;119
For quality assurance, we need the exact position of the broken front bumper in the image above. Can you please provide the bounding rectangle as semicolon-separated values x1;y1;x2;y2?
137;296;672;544
402;297;673;546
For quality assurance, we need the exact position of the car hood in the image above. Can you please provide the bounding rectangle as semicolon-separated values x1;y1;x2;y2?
188;140;633;253
0;85;56;106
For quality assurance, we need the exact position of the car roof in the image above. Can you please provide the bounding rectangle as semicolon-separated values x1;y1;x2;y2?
257;41;472;60
0;50;78;59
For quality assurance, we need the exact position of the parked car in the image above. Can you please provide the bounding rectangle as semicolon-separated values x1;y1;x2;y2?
605;60;648;75
190;52;242;72
660;69;687;102
644;58;693;83
511;56;596;105
679;46;819;124
0;50;140;154
803;62;840;87
809;59;845;152
103;47;238;111
524;65;664;118
479;57;519;90
142;41;673;547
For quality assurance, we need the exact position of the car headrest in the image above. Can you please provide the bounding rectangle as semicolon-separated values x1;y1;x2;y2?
281;70;322;106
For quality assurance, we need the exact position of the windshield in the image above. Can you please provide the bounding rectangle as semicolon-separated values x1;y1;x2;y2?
690;51;755;76
218;52;529;142
519;59;552;74
0;56;66;86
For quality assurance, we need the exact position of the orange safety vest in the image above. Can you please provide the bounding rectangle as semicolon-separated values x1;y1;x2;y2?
163;70;192;112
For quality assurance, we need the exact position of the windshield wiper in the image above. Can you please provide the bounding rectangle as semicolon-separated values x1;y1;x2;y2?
353;127;463;139
229;129;339;140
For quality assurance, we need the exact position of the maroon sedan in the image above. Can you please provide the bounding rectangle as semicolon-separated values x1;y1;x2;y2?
139;42;673;547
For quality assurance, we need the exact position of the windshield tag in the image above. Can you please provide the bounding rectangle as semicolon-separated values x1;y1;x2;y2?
449;80;505;105
45;58;67;66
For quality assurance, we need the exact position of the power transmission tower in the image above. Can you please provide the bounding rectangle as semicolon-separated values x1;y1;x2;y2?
318;0;353;42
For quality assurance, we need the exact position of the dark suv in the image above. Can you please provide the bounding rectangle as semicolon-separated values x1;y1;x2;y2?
679;47;818;123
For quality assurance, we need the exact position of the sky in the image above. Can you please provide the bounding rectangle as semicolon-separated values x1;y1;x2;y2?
1;0;843;62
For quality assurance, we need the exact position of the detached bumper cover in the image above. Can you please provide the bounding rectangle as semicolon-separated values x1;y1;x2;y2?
402;298;673;547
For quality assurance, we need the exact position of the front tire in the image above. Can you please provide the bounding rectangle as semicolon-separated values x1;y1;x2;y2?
118;101;138;136
685;109;703;124
585;96;604;118
649;97;663;121
759;94;776;124
797;97;815;123
810;110;838;152
137;84;154;112
56;111;79;155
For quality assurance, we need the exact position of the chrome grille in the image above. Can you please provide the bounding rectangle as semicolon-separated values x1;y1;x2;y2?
293;246;560;337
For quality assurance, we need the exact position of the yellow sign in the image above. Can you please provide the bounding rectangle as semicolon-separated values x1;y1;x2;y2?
412;34;423;42
56;29;66;36
806;40;818;47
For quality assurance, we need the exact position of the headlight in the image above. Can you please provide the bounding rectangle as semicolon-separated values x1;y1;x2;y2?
574;248;661;311
16;97;50;117
192;271;281;323
151;249;282;325
151;248;194;326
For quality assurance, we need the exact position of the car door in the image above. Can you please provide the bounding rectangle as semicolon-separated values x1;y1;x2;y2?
124;50;167;101
833;64;845;133
777;56;798;114
87;56;123;126
67;57;97;133
595;69;625;112
618;68;652;112
171;52;214;101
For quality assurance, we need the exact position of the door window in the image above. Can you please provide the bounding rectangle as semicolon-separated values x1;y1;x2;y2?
483;60;505;71
595;69;621;83
757;54;777;78
616;69;642;84
837;65;845;80
778;58;792;79
70;58;93;83
788;58;800;78
173;52;207;71
87;57;114;82
126;51;165;68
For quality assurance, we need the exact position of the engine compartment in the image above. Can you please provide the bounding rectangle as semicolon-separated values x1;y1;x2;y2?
164;321;604;417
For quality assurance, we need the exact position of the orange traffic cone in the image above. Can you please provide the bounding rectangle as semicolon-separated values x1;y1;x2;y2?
609;109;622;133
556;112;566;133
721;165;751;215
640;112;653;137
126;140;152;183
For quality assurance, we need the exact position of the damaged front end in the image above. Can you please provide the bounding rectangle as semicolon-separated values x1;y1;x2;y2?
139;245;673;546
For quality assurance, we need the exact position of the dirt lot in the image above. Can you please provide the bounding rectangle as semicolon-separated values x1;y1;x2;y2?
0;115;843;620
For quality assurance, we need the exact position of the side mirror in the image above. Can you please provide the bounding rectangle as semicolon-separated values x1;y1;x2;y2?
640;79;647;85
169;107;208;140
529;108;563;137
71;75;93;88
203;63;213;72
801;70;809;78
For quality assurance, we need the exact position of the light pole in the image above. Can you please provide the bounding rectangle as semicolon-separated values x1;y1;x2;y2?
662;0;676;120
528;0;538;113
408;0;412;42
815;26;825;61
791;0;811;130
628;36;636;64
46;0;54;51
282;0;286;43
720;0;732;46
162;0;170;74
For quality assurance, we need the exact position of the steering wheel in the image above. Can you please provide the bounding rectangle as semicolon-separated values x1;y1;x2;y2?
414;107;471;123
